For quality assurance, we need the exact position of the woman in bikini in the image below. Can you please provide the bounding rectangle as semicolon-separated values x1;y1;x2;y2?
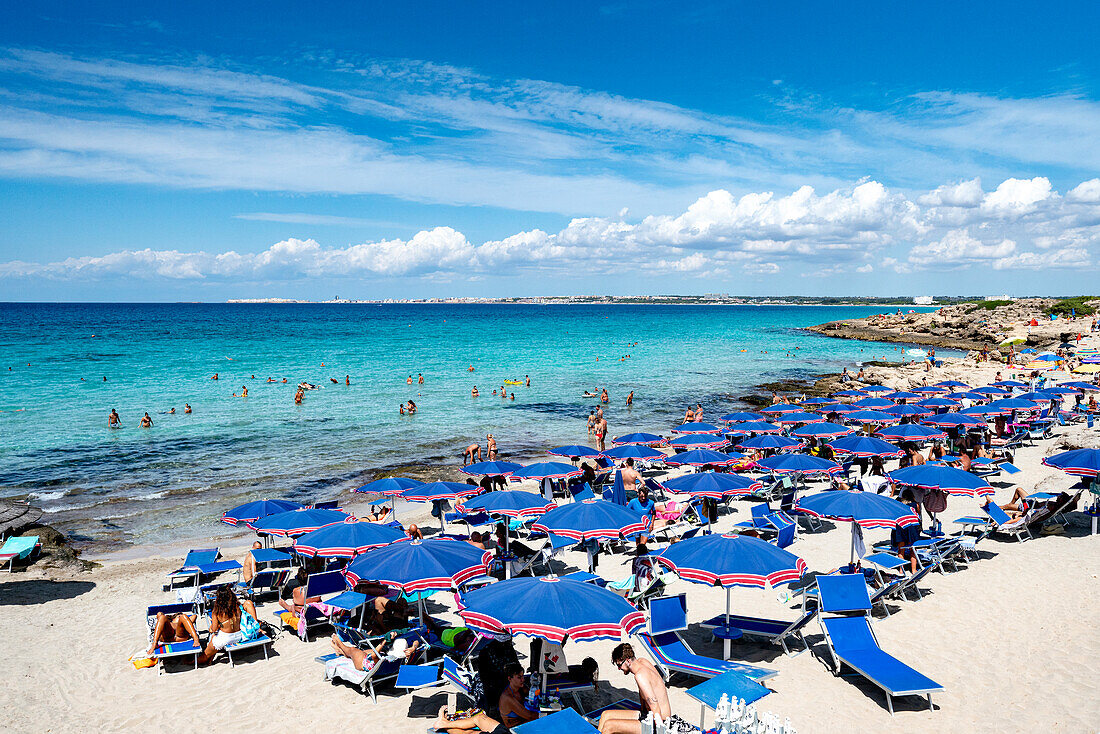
198;586;258;664
147;611;202;656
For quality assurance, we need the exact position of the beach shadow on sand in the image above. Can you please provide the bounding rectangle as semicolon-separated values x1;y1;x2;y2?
0;579;95;605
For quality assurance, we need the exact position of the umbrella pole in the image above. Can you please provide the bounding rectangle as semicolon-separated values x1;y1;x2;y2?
505;528;512;580
723;587;732;661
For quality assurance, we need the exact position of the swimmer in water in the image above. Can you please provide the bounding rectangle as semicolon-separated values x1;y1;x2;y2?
108;409;121;428
140;412;153;428
294;389;304;404
407;375;413;385
400;404;406;415
418;373;424;384
525;375;530;386
185;404;191;414
233;386;248;398
468;365;475;372
330;378;338;384
626;390;634;405
471;386;479;397
345;375;350;385
212;373;219;380
282;378;288;383
169;408;176;415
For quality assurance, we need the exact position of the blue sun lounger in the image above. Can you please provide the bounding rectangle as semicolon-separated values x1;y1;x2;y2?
514;708;598;734
698;607;815;655
145;602;200;673
816;574;943;714
635;594;778;683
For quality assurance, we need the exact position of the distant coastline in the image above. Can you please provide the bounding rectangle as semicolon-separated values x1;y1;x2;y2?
224;295;960;306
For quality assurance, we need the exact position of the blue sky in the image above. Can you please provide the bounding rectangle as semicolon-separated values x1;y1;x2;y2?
1;1;1098;300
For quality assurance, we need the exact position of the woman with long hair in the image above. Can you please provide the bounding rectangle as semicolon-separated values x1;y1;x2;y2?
198;586;258;664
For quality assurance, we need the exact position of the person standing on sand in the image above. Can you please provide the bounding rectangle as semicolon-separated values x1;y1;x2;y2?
108;409;121;428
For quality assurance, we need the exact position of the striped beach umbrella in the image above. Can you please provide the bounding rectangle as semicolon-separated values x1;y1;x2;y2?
667;433;728;449
796;490;919;529
511;462;584;480
773;411;826;425
292;520;407;558
460;461;524;477
737;434;802;451
401;481;483;502
671;421;723;434
719;411;766;423
343;538;492;593
547;445;602;459
875;423;947;442
612;432;667;446
249;508;352;537
724;420;783;434
755;453;842;475
457;490;557;518
660;472;763;499
601;444;666;461
221;498;304;526
663;449;743;467
1042;448;1100;478
790;422;854;439
845;409;900;425
531;499;649;541
829;434;905;458
352;477;424;496
888;465;995;497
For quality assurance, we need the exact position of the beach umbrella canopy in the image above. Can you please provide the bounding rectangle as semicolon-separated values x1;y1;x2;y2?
992;380;1028;388
531;499;649;541
457;576;645;643
1020;348;1037;354
1041;386;1080;396
755;453;842;475
1042;448;1100;478
1024;361;1057;371
352;477;424;497
1059;381;1100;392
798;397;833;406
829;434;905;458
985;398;1041;412
790;422;853;439
511;462;583;480
601;444;666;461
737;434;802;451
221;498;304;526
875;423;947;442
821;403;859;414
888;465;995;497
851;397;897;409
654;533;807;589
973;386;1010;396
344;538;492;592
916;397;958;408
935;380;970;388
1035;354;1062;362
923;412;986;428
831;390;866;398
1014;391;1056;401
719;411;765;423
773;411;826;425
946;391;989;401
1074;364;1100;374
667;433;728;449
796;490;919;529
457;490;557;518
958;405;1003;416
460;461;524;477
861;385;894;393
760;404;804;414
911;386;949;394
724;421;783;434
547;445;602;458
660;472;763;499
886;404;932;417
663;448;743;467
292;519;407;558
612;432;667;446
671;421;723;434
886;391;922;401
250;507;352;537
846;409;900;424
401;481;483;502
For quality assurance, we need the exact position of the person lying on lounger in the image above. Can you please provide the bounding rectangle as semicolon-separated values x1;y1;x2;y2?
197;585;259;664
147;611;202;656
431;706;513;734
278;567;320;616
996;487;1034;519
329;631;421;672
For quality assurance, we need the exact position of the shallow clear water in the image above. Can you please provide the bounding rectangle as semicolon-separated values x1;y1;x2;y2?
0;302;943;550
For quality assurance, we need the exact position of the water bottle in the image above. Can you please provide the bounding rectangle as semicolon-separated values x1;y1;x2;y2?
525;673;540;711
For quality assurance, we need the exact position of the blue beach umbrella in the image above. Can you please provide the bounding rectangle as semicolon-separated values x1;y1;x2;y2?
1059;381;1099;392
457;490;557;518
547;445;602;459
845;409;900;424
512;462;583;480
888;464;995;497
799;397;833;406
790;422;853;439
601;444;666;461
973;386;1010;396
401;481;483;502
293;520;407;558
760;404;803;414
1014;391;1056;401
1020;348;1036;353
612;432;667;446
829;434;905;458
460;461;524;477
664;449;743;467
886;404;932;417
608;470;627;506
958;405;1002;416
724;421;783;434
851;397;897;409
797;490;919;529
774;411;826;425
1042;448;1100;478
861;385;894;393
946;391;989;401
352;477;424;497
885;391;922;401
737;434;802;451
910;386;949;394
671;421;723;434
532;499;649;541
719;411;765;423
985;398;1040;412
1035;354;1062;362
923;412;986;428
660;472;763;499
935;380;970;388
457;575;646;644
221;498;304;526
1040;386;1080;396
992;380;1028;388
343;538;492;593
668;433;729;449
250;507;352;537
915;397;958;408
875;423;947;442
653;534;807;658
755;453;842;475
831;390;866;398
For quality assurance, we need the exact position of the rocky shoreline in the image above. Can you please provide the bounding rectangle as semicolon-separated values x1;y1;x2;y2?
806;297;1098;354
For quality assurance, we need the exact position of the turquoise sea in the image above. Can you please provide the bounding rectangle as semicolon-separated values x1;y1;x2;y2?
0;303;945;551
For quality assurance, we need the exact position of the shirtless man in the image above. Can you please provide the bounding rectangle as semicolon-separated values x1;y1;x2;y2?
463;443;482;466
619;457;643;493
140;412;153;428
595;416;608;451
486;434;498;460
242;540;263;583
418;373;424;384
108;408;121;428
346;375;350;385
626;390;634;406
598;643;674;733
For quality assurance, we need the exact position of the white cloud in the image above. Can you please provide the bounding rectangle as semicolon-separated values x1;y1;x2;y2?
1067;178;1100;203
980;177;1054;217
919;178;984;207
908;229;1016;269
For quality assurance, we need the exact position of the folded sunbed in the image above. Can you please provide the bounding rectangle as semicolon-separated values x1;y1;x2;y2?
0;535;40;571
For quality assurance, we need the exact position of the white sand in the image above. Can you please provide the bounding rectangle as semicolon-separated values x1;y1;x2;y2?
3;370;1099;733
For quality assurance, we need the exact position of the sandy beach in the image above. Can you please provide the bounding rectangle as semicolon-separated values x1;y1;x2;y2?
3;355;1099;734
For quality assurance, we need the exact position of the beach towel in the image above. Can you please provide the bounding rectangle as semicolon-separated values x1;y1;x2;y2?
298;602;338;638
240;610;261;642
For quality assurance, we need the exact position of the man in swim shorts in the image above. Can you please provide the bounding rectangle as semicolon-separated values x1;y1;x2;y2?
598;643;676;733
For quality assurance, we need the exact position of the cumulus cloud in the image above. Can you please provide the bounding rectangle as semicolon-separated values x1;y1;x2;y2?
4;177;1098;283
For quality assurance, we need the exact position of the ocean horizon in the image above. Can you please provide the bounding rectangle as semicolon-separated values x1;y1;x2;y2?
0;302;946;552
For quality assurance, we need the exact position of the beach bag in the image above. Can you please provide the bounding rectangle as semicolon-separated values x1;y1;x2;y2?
538;641;568;673
924;488;948;515
240;610;261;642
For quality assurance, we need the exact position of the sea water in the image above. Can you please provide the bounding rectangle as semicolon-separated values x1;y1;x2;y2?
0;302;944;550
